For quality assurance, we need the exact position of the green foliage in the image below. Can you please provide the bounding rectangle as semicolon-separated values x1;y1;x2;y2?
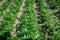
16;0;45;40
0;0;60;40
39;0;60;40
0;0;23;39
0;0;12;16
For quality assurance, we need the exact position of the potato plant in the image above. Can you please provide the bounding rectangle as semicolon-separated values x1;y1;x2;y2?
16;0;45;40
38;0;60;40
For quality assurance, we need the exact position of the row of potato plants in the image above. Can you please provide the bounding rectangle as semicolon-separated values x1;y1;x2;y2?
0;0;13;39
0;0;15;36
49;0;60;40
38;0;60;40
0;0;23;40
16;0;46;40
47;0;60;40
